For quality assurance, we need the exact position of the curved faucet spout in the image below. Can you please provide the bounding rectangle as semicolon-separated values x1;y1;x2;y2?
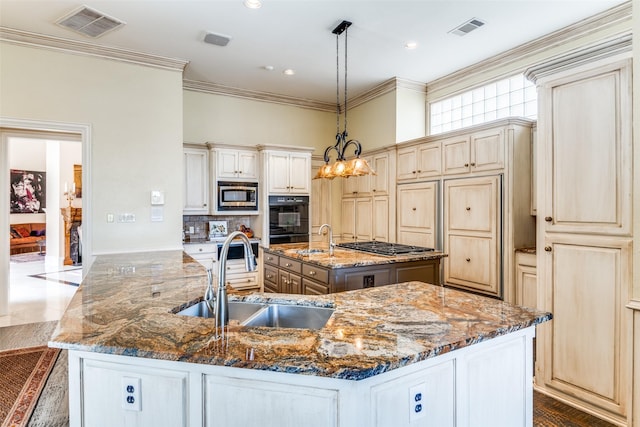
318;223;335;256
216;231;257;332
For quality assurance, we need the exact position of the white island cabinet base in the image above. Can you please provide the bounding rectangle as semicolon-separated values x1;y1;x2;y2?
67;326;534;427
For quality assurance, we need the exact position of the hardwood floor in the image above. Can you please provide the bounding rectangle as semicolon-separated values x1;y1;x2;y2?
533;391;617;427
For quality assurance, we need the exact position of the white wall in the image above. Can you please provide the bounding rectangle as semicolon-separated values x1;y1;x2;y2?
1;42;184;255
183;90;334;154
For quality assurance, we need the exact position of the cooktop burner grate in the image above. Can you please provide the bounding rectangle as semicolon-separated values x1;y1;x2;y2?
336;241;434;256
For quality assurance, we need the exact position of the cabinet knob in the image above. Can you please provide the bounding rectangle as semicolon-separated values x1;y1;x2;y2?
227;266;231;270
285;263;292;267
544;246;552;252
545;216;552;222
412;171;416;174
466;207;471;211
247;278;252;282
412;207;417;211
203;203;207;207
199;248;203;252
309;270;316;276
372;189;376;192
466;258;471;262
266;274;273;279
353;191;357;195
464;163;469;167
417;170;422;173
470;162;476;166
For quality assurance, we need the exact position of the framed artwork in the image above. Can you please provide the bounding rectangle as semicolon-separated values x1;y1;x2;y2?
74;164;82;198
10;169;46;213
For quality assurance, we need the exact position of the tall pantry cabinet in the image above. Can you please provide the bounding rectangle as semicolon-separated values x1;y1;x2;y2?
526;39;632;426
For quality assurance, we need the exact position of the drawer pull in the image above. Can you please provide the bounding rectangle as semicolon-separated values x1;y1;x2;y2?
266;274;273;279
544;246;552;252
466;258;471;262
545;216;552;222
309;270;316;276
285;263;292;267
466;207;471;211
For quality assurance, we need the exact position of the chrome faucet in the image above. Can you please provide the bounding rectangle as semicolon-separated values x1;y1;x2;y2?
318;223;335;256
214;231;257;334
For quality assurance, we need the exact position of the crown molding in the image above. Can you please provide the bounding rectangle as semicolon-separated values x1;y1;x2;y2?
183;79;335;112
348;77;426;109
0;26;189;72
426;1;632;96
524;34;631;83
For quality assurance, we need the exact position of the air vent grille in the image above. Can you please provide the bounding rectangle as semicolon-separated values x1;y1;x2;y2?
56;5;125;38
449;18;485;36
204;32;231;47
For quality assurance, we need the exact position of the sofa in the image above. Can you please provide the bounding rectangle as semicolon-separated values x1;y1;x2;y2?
10;223;46;255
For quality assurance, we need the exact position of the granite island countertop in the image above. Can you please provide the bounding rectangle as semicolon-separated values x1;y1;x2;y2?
265;242;447;269
49;250;551;380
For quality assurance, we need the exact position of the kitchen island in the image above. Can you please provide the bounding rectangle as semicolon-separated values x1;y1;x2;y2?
50;250;551;427
263;242;446;294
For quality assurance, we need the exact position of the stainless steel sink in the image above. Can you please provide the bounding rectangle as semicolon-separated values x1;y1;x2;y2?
177;301;334;330
177;301;265;322
242;304;334;330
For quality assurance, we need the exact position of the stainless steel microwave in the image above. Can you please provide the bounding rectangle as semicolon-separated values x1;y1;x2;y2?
217;181;258;211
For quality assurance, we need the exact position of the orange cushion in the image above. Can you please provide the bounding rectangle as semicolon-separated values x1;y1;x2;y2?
14;226;30;238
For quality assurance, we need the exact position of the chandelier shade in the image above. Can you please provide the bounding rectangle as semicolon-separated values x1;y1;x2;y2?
313;20;376;180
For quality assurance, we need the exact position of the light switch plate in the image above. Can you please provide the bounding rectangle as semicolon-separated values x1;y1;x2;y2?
150;190;165;205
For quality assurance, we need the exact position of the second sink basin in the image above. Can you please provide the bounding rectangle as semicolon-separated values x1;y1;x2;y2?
242;304;334;330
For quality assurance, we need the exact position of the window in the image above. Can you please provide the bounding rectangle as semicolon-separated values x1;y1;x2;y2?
430;74;537;135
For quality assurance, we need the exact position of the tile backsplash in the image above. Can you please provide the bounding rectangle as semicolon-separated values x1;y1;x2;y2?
183;215;254;240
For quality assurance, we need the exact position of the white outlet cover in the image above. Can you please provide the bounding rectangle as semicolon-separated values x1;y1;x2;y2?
150;190;165;205
409;383;427;422
122;376;141;411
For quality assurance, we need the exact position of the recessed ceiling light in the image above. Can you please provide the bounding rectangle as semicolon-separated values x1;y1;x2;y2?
405;41;418;50
263;65;274;71
283;69;295;76
244;0;262;9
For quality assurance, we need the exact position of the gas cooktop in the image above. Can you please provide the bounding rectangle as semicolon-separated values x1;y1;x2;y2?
336;241;435;257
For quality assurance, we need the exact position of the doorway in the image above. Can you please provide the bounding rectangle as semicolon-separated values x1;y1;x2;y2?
0;118;92;322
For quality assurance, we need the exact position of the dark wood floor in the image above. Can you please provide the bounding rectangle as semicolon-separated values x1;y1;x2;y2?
534;391;617;427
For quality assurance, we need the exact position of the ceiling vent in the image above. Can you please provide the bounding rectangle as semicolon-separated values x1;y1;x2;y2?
56;5;125;38
204;32;232;47
449;18;485;36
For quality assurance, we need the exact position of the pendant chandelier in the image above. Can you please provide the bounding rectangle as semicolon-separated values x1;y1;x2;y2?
313;20;375;180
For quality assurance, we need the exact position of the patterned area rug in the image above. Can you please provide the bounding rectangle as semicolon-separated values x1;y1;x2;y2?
533;391;616;426
0;346;60;427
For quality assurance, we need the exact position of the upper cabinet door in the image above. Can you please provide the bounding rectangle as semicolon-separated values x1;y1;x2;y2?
216;149;239;179
470;128;504;172
442;136;470;175
237;150;258;180
541;61;632;236
267;152;291;193
183;147;209;213
288;153;310;193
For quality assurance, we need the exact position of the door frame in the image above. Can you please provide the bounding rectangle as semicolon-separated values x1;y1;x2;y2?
0;117;92;316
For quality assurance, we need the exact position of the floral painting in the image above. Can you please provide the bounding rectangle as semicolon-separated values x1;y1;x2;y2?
10;169;46;213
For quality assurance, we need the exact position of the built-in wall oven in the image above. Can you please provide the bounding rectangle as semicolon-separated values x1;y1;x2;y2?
268;195;310;244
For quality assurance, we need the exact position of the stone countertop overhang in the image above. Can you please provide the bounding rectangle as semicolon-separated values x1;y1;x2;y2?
264;242;448;269
49;250;551;381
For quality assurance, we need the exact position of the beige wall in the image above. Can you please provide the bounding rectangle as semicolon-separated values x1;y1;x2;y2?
183;90;334;154
347;91;396;150
1;42;184;254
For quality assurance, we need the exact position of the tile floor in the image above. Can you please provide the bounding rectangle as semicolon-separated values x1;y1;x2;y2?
1;256;79;327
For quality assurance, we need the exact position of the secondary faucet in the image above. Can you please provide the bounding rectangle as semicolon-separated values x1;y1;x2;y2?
212;231;257;335
318;223;335;256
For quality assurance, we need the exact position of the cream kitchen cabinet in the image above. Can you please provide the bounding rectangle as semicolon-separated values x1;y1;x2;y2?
212;147;258;181
396;142;441;182
526;41;632;425
183;145;209;214
397;181;438;248
515;250;536;309
444;175;501;297
340;148;395;242
265;151;311;194
442;127;504;176
395;118;535;302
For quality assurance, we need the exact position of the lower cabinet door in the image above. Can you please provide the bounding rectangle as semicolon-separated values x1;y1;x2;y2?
445;234;499;296
82;359;188;427
204;375;338;427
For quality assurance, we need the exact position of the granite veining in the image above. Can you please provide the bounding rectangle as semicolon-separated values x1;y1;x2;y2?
49;250;551;380
266;242;447;269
